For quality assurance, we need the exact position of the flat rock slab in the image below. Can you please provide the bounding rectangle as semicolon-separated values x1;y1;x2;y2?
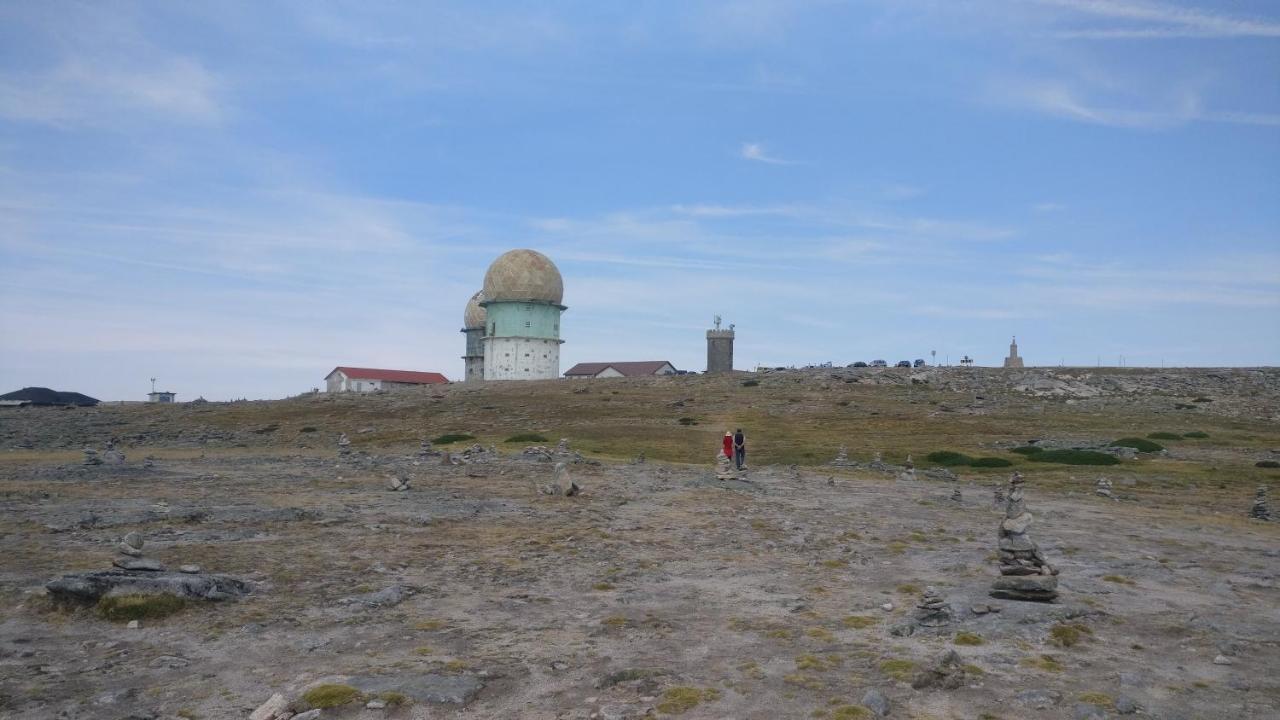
45;569;251;604
351;674;483;705
991;574;1059;602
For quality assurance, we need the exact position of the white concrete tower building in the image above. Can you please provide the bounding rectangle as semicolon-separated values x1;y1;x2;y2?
460;291;486;382
480;249;566;380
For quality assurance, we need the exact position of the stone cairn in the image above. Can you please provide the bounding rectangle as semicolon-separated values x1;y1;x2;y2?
539;461;581;496
417;439;441;459
898;454;917;481
386;474;411;492
830;445;856;467
990;472;1059;602
82;448;102;466
1095;476;1115;499
868;451;889;472
1250;486;1272;521
950;487;962;503
915;586;953;626
337;433;352;457
992;484;1004;507
632;451;646;465
715;451;739;480
113;531;164;572
102;439;126;465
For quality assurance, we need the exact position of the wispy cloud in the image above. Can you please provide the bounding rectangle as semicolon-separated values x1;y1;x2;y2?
740;141;793;164
1033;202;1066;212
1037;0;1280;39
0;57;224;126
1009;81;1280;129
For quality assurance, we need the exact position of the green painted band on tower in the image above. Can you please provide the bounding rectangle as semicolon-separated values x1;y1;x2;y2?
483;301;563;340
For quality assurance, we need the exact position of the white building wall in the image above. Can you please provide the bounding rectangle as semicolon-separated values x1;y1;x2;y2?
483;337;560;380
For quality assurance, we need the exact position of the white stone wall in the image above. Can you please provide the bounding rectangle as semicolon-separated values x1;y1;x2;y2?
325;373;383;393
483;337;560;380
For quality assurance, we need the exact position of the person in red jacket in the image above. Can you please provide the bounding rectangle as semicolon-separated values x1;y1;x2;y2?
722;431;733;460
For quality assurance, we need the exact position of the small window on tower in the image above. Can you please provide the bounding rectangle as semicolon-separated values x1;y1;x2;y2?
525;320;531;328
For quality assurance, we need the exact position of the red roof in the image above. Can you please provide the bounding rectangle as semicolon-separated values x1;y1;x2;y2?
327;367;449;384
564;361;675;378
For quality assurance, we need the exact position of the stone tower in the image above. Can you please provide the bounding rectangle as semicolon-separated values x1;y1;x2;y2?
480;249;566;380
706;316;735;373
461;290;486;382
1003;336;1025;368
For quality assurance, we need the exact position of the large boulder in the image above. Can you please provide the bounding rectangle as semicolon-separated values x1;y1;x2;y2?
46;569;251;604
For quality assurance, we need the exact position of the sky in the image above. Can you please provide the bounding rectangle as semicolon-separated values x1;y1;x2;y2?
1;1;1277;401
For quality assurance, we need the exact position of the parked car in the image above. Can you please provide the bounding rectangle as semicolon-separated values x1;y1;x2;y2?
913;359;926;368
870;359;887;368
895;360;911;368
850;361;868;368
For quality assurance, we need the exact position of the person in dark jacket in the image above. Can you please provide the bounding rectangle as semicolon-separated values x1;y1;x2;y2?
733;428;746;469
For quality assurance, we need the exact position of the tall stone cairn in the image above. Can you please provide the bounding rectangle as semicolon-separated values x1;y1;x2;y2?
1095;476;1115;499
1250;486;1272;521
831;445;855;467
990;472;1059;602
337;433;352;457
715;451;737;481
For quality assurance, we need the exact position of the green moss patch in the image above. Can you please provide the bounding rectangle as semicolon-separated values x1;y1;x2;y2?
878;659;917;682
432;433;475;444
1048;623;1093;647
970;457;1013;468
1010;446;1044;456
97;594;187;622
301;684;361;709
656;687;719;715
1182;431;1210;439
1112;437;1164;452
504;432;549;443
925;451;973;466
1028;449;1120;466
954;631;985;646
1147;432;1182;440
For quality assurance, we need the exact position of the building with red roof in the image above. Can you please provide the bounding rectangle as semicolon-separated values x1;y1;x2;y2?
324;366;449;393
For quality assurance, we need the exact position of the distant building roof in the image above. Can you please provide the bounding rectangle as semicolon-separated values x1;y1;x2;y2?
0;387;99;406
326;367;449;384
564;361;675;378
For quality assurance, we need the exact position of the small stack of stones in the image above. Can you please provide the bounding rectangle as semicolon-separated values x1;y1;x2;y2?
337;433;352;457
386;474;411;492
1250;486;1271;521
898;454;917;481
113;531;163;571
1095;476;1115;499
715;451;738;481
915;586;953;626
417;439;440;459
993;484;1005;507
102;439;126;465
82;448;103;466
868;451;889;472
556;438;571;454
950;487;962;503
990;472;1059;602
830;445;855;467
632;451;646;465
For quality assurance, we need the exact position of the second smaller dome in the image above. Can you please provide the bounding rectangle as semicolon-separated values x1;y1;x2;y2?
463;291;486;329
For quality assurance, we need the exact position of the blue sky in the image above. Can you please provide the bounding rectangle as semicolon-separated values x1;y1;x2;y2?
1;1;1277;401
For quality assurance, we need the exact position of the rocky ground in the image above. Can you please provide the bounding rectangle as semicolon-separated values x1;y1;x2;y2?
1;368;1278;719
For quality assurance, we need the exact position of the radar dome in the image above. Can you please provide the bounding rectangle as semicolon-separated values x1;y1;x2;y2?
482;249;564;305
463;291;486;329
